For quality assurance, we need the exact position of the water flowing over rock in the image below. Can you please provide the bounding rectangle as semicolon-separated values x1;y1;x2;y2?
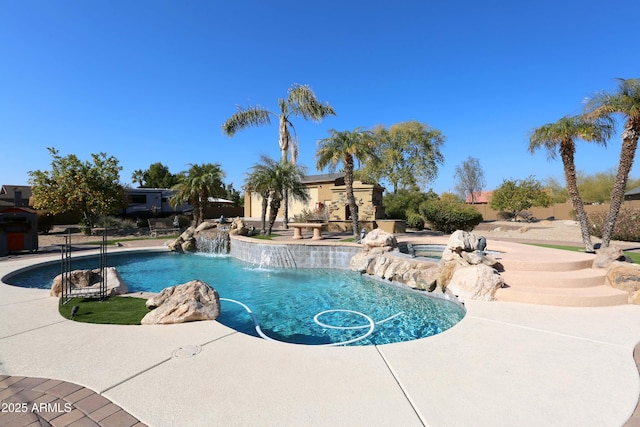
196;230;230;254
142;279;220;324
50;267;128;297
169;217;248;254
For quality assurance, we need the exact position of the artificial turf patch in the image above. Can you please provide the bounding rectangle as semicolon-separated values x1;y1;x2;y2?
59;296;150;325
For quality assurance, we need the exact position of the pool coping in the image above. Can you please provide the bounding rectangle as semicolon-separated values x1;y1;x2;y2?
2;241;640;426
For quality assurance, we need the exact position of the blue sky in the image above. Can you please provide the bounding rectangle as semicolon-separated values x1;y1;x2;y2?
1;0;639;196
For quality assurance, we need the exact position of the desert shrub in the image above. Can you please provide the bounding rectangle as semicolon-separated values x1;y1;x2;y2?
37;211;55;234
496;211;514;221
383;188;438;220
489;176;551;219
419;198;483;234
175;215;191;229
406;212;425;230
588;208;640;242
518;210;536;222
293;206;329;223
95;216;137;231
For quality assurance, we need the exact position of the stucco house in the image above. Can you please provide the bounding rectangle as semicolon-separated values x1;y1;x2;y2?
244;173;386;222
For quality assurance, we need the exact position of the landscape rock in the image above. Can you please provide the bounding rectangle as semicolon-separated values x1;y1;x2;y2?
181;238;197;252
446;230;479;253
349;251;379;272
606;261;640;304
50;267;128;297
229;217;249;236
195;221;218;233
446;264;504;302
142;279;220;324
361;229;397;250
593;246;629;268
350;228;503;302
168;237;184;252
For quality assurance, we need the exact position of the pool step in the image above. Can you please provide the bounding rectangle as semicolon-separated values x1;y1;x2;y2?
394;236;630;307
494;284;628;307
494;254;629;306
499;268;607;289
494;253;595;272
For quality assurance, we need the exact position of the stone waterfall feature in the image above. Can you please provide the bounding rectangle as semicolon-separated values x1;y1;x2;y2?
169;218;249;254
196;230;230;254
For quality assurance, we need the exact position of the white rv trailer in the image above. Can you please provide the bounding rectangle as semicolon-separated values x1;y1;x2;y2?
121;188;192;217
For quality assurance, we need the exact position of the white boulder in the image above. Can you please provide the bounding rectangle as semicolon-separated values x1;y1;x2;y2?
142;280;220;325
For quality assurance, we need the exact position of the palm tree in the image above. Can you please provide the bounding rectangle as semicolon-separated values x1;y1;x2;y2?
584;78;640;247
529;115;613;252
316;128;377;238
244;160;273;235
222;84;336;228
170;163;226;226
131;169;145;187
245;156;309;235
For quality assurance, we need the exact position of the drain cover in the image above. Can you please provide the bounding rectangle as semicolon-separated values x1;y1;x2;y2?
172;345;202;358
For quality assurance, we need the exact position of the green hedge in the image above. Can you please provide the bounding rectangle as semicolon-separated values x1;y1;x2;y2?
406;212;425;230
419;198;483;234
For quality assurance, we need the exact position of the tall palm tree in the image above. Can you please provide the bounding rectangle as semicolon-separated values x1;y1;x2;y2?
222;84;336;228
245;156;309;235
584;78;640;247
316;128;377;238
170;163;226;226
529;115;613;252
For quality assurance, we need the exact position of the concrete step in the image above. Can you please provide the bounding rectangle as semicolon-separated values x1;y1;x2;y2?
496;255;595;272
494;285;628;307
500;268;607;289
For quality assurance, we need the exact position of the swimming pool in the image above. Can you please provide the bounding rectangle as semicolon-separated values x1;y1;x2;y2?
6;251;465;346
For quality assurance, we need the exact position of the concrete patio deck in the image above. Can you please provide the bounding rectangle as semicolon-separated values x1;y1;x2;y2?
2;238;640;426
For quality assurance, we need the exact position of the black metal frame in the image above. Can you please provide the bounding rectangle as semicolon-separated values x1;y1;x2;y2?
60;228;108;304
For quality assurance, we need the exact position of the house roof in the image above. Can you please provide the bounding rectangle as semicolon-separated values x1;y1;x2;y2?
625;186;640;196
301;173;345;184
0;185;32;199
465;191;492;204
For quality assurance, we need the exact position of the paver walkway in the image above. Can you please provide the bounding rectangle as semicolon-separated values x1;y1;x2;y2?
0;375;145;427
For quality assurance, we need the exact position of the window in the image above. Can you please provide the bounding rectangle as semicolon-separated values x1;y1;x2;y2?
128;195;147;204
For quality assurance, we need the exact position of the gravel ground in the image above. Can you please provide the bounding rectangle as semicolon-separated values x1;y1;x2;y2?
37;220;587;246
473;219;587;243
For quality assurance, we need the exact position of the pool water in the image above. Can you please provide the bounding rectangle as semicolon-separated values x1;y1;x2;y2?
6;252;465;346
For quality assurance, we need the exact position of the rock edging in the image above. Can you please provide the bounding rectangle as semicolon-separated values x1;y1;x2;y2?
350;229;504;302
